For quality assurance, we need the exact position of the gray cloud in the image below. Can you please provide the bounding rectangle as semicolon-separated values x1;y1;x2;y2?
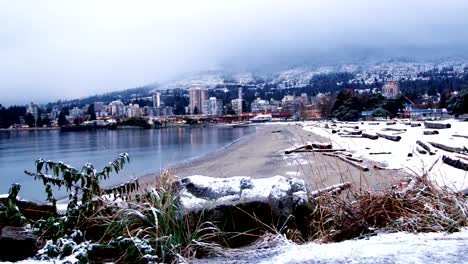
1;0;468;105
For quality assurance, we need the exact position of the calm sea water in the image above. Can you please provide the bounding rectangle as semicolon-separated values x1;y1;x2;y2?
0;126;255;201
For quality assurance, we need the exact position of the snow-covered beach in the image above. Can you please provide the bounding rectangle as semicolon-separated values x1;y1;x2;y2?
300;119;468;192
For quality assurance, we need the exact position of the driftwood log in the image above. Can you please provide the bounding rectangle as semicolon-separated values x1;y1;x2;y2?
382;128;407;132
456;155;468;161
362;133;379;140
342;129;362;135
376;132;401;142
322;153;369;171
386;121;397;125
368;122;380;125
311;142;332;149
410;123;422;127
453;134;468;139
416;146;427;155
424;122;451;129
291;149;346;153
416;140;436;155
339;135;363;138
423;130;439;135
310;182;351;199
442;155;468;171
341;125;359;129
428;141;466;153
369;152;391;155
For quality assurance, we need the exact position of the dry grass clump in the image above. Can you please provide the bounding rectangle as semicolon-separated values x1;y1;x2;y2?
305;176;468;242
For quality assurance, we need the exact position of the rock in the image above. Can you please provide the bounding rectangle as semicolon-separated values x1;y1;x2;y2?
0;196;56;221
0;226;38;261
179;176;310;247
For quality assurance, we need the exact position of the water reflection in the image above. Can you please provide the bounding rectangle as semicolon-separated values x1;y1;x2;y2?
0;126;255;201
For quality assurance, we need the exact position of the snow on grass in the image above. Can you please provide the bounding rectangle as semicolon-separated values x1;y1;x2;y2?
258;228;468;264
301;119;468;191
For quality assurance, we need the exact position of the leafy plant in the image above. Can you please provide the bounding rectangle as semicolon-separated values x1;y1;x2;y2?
0;183;26;227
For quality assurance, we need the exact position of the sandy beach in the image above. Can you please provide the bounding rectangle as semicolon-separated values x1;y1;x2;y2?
139;124;410;191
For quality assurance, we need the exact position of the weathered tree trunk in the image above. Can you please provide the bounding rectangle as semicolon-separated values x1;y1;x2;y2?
342;129;362;135
376;132;401;141
424;122;451;129
386;121;397;125
453;134;468;139
410;123;422;127
340;125;359;129
442;155;468;171
416;140;436;155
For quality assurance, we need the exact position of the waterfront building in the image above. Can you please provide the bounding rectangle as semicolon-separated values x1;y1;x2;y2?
250;98;271;113
231;99;243;115
26;102;39;120
189;87;208;114
382;81;400;98
126;104;141;118
70;107;83;118
203;97;223;116
109;100;125;116
237;85;243;114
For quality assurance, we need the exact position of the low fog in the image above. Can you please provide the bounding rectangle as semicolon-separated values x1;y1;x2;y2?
1;0;468;104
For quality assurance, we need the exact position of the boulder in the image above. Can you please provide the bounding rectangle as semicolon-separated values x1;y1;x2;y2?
0;226;38;261
179;175;310;247
0;196;55;221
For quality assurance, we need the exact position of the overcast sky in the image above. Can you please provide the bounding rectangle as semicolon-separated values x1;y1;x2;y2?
1;0;468;105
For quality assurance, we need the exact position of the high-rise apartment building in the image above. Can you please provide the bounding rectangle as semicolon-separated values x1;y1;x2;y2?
189;87;208;114
153;92;161;108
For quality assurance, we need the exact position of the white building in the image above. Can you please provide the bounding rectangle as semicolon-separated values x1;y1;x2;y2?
203;97;223;116
231;99;243;115
109;100;125;116
153;92;161;108
126;104;141;118
26;102;39;119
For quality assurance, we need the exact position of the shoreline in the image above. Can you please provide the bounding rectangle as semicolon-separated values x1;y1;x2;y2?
138;123;410;191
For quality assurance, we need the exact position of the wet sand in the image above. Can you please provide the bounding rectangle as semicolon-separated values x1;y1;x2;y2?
139;124;409;191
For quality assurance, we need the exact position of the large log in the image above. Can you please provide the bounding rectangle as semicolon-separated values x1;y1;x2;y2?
369;152;391;155
410;123;422;127
339;135;362;138
416;140;436;155
362;132;379;140
368;122;380;125
428;141;466;153
456;155;468;161
386;121;397;125
311;142;332;149
424;122;451;129
442;155;468;171
376;132;401;142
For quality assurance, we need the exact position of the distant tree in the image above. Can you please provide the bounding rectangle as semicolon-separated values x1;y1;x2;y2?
25;113;35;127
372;108;391;118
87;104;96;120
447;88;468;115
58;112;68;127
193;106;199;115
73;117;82;126
36;116;43;127
42;116;51;127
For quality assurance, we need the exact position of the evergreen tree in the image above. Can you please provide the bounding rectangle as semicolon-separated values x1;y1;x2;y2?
58;112;68;127
25;113;35;127
36;116;43;127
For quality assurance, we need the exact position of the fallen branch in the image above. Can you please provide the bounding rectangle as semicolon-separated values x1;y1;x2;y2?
442;155;468;171
376;132;401;142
